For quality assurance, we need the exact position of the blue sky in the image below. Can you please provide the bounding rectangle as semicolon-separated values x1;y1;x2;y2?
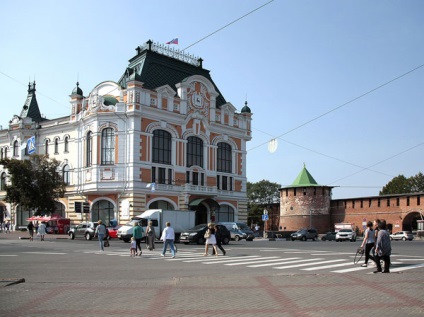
1;0;423;199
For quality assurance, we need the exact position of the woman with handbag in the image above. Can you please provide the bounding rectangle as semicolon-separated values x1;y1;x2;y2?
203;223;219;256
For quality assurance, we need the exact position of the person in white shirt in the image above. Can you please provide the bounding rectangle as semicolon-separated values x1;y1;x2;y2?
160;222;176;258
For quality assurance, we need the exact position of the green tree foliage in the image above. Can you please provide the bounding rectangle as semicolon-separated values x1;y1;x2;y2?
247;180;281;224
0;155;66;215
380;172;424;195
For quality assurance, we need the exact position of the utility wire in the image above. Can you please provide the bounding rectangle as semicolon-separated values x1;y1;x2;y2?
248;63;424;152
183;0;274;51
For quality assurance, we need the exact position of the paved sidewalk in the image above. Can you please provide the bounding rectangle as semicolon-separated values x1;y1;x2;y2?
1;231;423;317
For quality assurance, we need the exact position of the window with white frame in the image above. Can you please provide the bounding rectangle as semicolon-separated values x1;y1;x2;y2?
101;128;115;165
86;131;92;167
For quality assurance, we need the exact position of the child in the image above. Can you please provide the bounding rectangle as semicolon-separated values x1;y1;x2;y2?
130;237;137;256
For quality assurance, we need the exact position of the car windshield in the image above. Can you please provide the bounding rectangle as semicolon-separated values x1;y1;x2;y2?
190;224;207;230
125;220;139;226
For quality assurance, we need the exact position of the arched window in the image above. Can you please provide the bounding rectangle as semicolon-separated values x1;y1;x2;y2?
64;136;69;153
54;138;59;154
86;131;92;167
91;200;114;225
62;164;70;185
13;141;19;157
152;130;171;164
149;200;175;210
217;142;232;173
187;136;203;167
0;172;6;191
45;140;49;155
216;205;234;222
101;128;115;165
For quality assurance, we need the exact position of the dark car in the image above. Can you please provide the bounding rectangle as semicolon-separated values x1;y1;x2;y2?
290;228;318;241
321;232;337;241
180;224;231;245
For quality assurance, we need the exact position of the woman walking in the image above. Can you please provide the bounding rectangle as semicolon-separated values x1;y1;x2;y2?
145;221;155;251
359;221;375;267
203;224;219;256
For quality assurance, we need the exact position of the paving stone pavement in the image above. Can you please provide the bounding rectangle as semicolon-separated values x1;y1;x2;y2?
1;232;423;316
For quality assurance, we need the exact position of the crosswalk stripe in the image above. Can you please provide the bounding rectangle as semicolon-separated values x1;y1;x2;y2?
274;258;329;269
302;260;351;270
224;257;280;266
247;258;302;268
389;263;424;272
201;256;262;264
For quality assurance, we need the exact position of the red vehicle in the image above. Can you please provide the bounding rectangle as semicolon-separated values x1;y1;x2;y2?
46;218;71;234
107;226;120;239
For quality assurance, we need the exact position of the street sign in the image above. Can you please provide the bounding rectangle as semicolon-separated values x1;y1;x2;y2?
262;214;269;221
27;136;36;154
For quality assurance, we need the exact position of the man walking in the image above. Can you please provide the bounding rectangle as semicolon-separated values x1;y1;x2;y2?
95;220;107;251
160;222;176;258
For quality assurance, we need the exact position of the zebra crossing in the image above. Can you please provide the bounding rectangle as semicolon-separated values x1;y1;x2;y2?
141;249;424;274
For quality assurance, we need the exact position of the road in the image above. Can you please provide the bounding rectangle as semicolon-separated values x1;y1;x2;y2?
0;233;423;316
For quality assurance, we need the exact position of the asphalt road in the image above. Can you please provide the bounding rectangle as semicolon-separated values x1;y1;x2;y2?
1;234;423;316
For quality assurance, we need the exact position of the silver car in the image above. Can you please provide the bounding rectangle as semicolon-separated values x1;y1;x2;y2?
390;231;413;241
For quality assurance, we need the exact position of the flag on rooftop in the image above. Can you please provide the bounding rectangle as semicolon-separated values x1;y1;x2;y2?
166;38;178;45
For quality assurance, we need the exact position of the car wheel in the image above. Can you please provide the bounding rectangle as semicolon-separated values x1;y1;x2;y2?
321;237;326;241
85;233;92;240
223;237;230;245
402;237;406;241
197;237;205;245
69;232;75;240
291;238;295;241
302;236;306;241
234;235;240;241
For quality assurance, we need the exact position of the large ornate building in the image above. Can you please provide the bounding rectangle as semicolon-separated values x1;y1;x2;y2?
0;40;253;229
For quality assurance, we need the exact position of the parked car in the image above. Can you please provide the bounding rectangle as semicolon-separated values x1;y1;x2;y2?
107;226;121;239
229;228;247;241
336;229;356;242
291;229;318;241
180;224;231;245
219;222;255;241
321;232;337;241
69;222;109;240
390;231;413;241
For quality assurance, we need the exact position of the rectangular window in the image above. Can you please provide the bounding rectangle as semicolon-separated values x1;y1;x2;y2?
352;200;355;209
313;187;316;196
369;199;372;207
201;173;204;186
229;177;233;191
407;197;410;206
217;175;220;190
396;197;400;206
152;167;156;183
360;200;363;208
378;198;381;207
303;187;307;195
158;167;166;184
293;188;296;196
417;196;420;206
387;199;390;207
192;172;198;185
186;171;190;184
222;175;228;190
286;188;288;196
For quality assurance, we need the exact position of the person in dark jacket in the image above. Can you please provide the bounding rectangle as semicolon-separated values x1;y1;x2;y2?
212;224;226;256
373;221;391;273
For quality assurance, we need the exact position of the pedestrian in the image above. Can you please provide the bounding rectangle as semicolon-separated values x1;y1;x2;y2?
130;237;137;256
203;223;219;256
38;222;47;241
133;222;144;256
160;222;176;258
145;221;155;251
212;224;226;256
5;220;10;233
27;221;34;241
359;221;375;267
373;220;391;273
34;221;39;235
94;220;107;251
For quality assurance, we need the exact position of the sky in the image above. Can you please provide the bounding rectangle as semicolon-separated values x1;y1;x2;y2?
1;0;423;199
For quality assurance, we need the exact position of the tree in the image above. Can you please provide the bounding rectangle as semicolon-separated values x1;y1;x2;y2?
379;172;424;195
247;180;281;225
0;155;66;215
